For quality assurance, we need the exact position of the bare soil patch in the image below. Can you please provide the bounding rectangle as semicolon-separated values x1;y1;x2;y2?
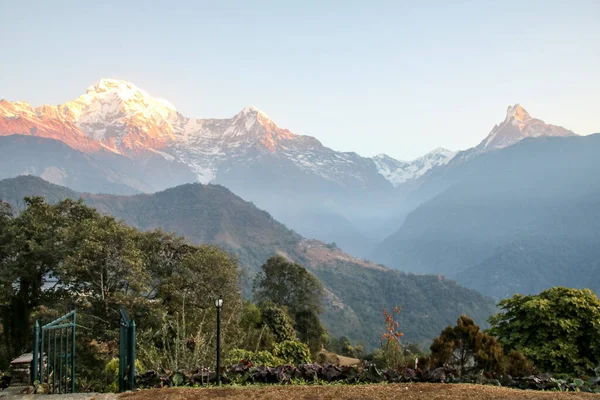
120;383;598;400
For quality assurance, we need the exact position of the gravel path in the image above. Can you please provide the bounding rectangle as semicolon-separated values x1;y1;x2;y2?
0;386;118;400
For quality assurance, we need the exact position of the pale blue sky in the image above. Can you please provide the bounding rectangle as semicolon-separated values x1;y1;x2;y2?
1;0;598;160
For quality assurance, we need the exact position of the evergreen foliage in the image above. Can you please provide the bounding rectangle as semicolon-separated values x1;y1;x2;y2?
430;315;504;375
273;340;312;365
488;287;600;374
254;256;326;353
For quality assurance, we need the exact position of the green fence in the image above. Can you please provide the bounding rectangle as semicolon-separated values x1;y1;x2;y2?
32;310;76;393
119;308;136;392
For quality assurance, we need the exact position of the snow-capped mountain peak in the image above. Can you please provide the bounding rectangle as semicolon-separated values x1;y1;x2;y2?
81;78;176;112
506;103;530;125
476;103;576;152
61;78;180;147
423;147;456;159
372;147;457;187
240;105;267;117
0;82;580;191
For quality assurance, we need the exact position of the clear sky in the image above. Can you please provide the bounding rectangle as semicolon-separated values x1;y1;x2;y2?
1;0;599;160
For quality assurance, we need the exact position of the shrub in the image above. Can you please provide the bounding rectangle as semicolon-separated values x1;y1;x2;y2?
104;357;145;392
261;305;296;342
430;314;504;375
274;340;311;365
225;348;282;367
504;350;536;377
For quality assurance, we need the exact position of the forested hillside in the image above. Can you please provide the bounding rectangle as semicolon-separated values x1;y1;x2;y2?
0;175;496;347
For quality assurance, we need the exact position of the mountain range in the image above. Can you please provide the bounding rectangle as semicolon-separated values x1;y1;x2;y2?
0;175;496;348
0;79;576;258
1;78;596;304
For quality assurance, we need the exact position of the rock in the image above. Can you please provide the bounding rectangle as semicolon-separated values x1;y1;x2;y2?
488;379;501;386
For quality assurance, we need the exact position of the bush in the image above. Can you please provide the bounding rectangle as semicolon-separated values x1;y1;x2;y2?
504;350;536;377
104;357;145;392
273;340;311;365
225;349;282;367
430;315;503;375
261;305;296;342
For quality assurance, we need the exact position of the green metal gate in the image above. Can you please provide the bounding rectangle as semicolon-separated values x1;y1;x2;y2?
119;308;136;392
31;310;76;393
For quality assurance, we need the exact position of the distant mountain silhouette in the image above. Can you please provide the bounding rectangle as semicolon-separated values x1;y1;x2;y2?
374;134;600;299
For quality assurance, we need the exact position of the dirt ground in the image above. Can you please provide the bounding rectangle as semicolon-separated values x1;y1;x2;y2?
120;383;599;400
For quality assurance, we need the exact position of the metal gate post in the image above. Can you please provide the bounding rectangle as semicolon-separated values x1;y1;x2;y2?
119;309;136;392
119;321;125;392
71;311;76;394
128;320;136;391
31;321;40;384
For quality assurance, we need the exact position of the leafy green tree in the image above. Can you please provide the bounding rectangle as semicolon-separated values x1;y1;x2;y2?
0;197;92;360
253;256;326;353
59;214;150;338
488;287;600;374
261;304;296;342
430;314;504;375
0;196;246;386
253;256;323;314
273;340;311;365
294;310;326;354
137;245;242;371
339;336;354;357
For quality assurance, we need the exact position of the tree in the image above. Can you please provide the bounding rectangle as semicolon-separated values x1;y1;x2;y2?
60;214;150;338
137;245;242;371
0;196;246;384
379;306;410;368
488;287;600;374
261;304;296;343
0;197;92;359
430;315;503;375
253;256;325;353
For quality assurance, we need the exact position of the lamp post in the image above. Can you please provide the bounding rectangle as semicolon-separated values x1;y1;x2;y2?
214;298;223;386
